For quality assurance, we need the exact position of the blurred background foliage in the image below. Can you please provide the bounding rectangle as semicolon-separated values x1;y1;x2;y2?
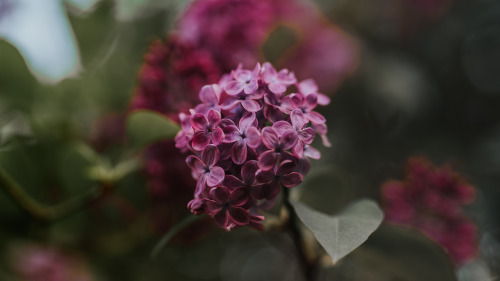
0;0;500;280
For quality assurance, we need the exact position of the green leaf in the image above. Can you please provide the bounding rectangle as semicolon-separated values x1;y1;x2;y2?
322;224;459;281
291;199;383;264
126;110;180;150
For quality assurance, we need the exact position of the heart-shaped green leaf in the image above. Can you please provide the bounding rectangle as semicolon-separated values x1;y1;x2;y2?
126;110;180;150
291;199;383;264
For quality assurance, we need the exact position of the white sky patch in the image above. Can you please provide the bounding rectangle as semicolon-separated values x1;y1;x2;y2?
0;0;84;83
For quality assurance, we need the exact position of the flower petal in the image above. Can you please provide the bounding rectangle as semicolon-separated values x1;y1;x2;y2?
206;166;225;187
223;175;245;190
291;109;307;130
316;93;331;106
263;182;281;200
290;94;304;108
278;159;297;175
228;207;250;225
258;150;278;171
199;84;220;104
244;79;258;94
186;155;205;175
269;82;286;95
214;209;229;228
292;142;304;158
298;79;318;95
277;69;296;84
262;62;277;83
207;109;221;125
201;144;220;167
304;94;318;111
256;170;275;184
281;130;299;150
306;111;326;124
209;186;229;203
239;111;256;132
220;97;240;110
234;69;252;81
231;140;247;165
190;113;208;131
304;145;321;159
263;104;284;123
251;63;261;78
281;172;303;188
225;81;245;95
273;121;293;136
241;99;261;112
222;125;241;143
188;198;206;214
241;160;259;184
229;187;249;206
299;127;316;145
192;131;210;151
245;127;261;148
254;181;280;200
205;200;223;215
211;127;225;145
261;127;279;149
194;174;207;197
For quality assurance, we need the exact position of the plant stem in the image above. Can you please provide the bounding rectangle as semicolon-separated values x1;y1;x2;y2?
282;187;315;281
150;214;204;259
0;166;109;222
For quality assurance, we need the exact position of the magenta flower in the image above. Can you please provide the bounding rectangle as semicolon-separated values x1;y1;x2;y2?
187;198;206;215
174;112;194;152
191;109;225;150
258;127;298;171
206;186;250;230
222;112;261;164
221;160;263;200
303;145;321;160
176;62;329;230
273;109;315;158
11;244;94;281
220;86;264;113
261;62;297;95
255;160;303;200
283;93;326;124
186;144;225;197
381;157;477;265
297;79;331;106
225;63;261;95
194;84;221;115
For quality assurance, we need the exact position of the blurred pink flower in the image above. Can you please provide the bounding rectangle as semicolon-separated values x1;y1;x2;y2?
11;244;94;281
177;0;358;92
381;157;477;265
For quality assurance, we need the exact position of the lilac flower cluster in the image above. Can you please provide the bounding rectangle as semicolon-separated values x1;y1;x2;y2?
175;62;330;230
382;157;477;264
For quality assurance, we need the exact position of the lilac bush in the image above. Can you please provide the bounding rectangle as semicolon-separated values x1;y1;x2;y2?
176;62;330;230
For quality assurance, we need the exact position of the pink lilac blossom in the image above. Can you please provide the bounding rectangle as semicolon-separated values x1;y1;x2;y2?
381;157;478;265
128;36;220;234
11;244;94;281
176;62;329;231
177;0;358;92
127;0;352;233
130;36;221;120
